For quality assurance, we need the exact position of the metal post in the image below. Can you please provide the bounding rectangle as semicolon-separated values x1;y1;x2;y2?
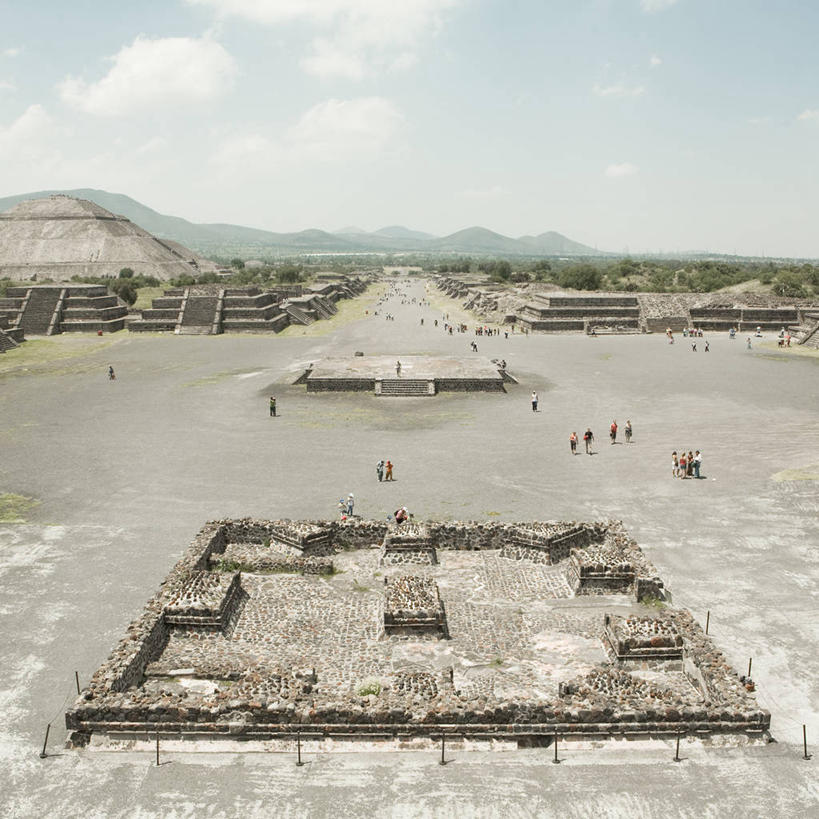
748;658;752;678
705;611;710;635
804;725;811;761
75;671;81;695
673;730;681;762
155;730;160;766
552;732;560;764
439;732;446;765
296;731;304;766
39;723;51;759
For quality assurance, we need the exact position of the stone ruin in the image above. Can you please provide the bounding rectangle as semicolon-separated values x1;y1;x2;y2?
65;517;769;747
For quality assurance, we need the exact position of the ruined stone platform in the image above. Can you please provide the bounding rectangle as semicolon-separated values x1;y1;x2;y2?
65;518;769;746
298;355;506;394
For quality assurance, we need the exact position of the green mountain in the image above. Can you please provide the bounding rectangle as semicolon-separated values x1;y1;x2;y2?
0;188;603;257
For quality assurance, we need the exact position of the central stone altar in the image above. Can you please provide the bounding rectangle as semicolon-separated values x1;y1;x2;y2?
296;355;508;394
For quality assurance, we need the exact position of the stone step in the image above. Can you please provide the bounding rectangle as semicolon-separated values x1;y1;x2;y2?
377;379;435;396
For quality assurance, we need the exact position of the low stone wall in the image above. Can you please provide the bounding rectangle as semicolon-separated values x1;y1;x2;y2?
210;543;334;575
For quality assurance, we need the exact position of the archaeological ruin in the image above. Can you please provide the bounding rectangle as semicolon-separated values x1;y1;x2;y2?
65;517;770;747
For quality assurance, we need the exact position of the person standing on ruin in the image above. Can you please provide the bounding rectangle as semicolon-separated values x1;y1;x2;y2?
346;494;355;516
531;391;538;412
269;396;277;417
625;420;632;443
610;420;618;444
376;460;385;482
570;431;578;455
385;460;394;481
584;428;594;454
396;360;402;377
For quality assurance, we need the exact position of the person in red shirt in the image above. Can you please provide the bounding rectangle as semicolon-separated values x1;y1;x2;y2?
610;420;618;444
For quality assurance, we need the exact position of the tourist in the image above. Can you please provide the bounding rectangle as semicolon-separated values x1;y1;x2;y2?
679;451;687;478
338;499;347;519
531;391;538;412
376;460;385;482
108;365;116;380
584;428;594;454
705;340;710;352
610;420;617;444
625;420;632;443
691;341;697;352
346;494;355;516
569;431;578;455
385;460;394;481
694;450;702;479
747;337;752;349
687;451;695;477
269;396;277;417
672;451;679;478
395;506;408;525
396;360;402;376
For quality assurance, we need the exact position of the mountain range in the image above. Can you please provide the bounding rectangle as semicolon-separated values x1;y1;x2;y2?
0;188;603;258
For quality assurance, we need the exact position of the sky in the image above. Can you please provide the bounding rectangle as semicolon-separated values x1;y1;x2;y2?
1;0;818;257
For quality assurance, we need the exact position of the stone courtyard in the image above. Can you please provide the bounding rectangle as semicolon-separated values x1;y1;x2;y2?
0;278;817;816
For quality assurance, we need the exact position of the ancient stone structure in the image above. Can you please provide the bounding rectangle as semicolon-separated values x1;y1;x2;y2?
0;313;24;351
0;194;216;281
0;284;128;335
297;355;509;395
65;517;769;747
129;279;367;334
433;275;817;336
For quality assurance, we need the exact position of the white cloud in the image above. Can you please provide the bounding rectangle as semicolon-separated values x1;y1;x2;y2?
0;104;61;168
186;0;458;79
3;47;22;57
641;0;679;12
58;36;236;116
212;96;404;175
650;54;662;67
593;83;645;98
287;97;404;160
797;109;819;122
605;162;638;178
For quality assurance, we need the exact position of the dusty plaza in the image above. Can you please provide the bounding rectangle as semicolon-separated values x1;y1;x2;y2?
1;279;818;816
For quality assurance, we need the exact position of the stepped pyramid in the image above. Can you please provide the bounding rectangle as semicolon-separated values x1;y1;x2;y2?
0;194;216;281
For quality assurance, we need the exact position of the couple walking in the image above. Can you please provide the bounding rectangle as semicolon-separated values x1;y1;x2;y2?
376;460;394;481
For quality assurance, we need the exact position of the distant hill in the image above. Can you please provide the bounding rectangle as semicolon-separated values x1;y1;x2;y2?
0;188;604;258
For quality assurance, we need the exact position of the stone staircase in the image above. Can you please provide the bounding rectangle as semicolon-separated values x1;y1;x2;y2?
16;287;62;334
376;379;436;396
221;288;289;333
128;289;186;332
790;312;819;348
516;295;641;332
0;325;21;352
283;303;316;325
178;295;220;335
59;286;128;333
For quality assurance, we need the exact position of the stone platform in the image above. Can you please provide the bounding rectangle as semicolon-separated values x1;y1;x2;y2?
298;355;506;394
64;518;769;745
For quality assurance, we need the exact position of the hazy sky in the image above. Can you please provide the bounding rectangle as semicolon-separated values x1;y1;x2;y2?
1;0;818;256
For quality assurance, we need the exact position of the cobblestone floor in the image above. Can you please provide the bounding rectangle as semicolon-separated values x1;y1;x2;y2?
147;549;669;701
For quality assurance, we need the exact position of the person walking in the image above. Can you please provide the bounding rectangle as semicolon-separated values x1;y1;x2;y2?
624;420;632;443
570;431;578;455
269;396;277;417
385;460;394;481
694;450;702;479
108;365;116;380
531;392;539;412
610;420;618;444
584;428;594;454
376;460;385;482
704;340;710;352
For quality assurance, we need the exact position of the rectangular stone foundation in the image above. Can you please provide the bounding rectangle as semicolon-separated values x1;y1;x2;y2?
383;575;447;637
164;571;242;632
380;524;438;565
604;614;684;664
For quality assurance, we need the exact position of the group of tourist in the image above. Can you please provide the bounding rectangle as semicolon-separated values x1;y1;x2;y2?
672;450;703;479
569;420;633;454
376;459;395;481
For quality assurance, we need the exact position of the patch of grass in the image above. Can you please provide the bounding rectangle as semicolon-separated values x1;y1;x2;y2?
132;286;165;311
356;677;382;697
0;493;39;523
352;579;370;592
772;464;819;482
490;657;504;667
278;283;387;338
485;510;501;517
639;595;667;609
0;337;122;380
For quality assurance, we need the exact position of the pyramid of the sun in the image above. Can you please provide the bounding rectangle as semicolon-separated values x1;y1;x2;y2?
0;194;216;281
